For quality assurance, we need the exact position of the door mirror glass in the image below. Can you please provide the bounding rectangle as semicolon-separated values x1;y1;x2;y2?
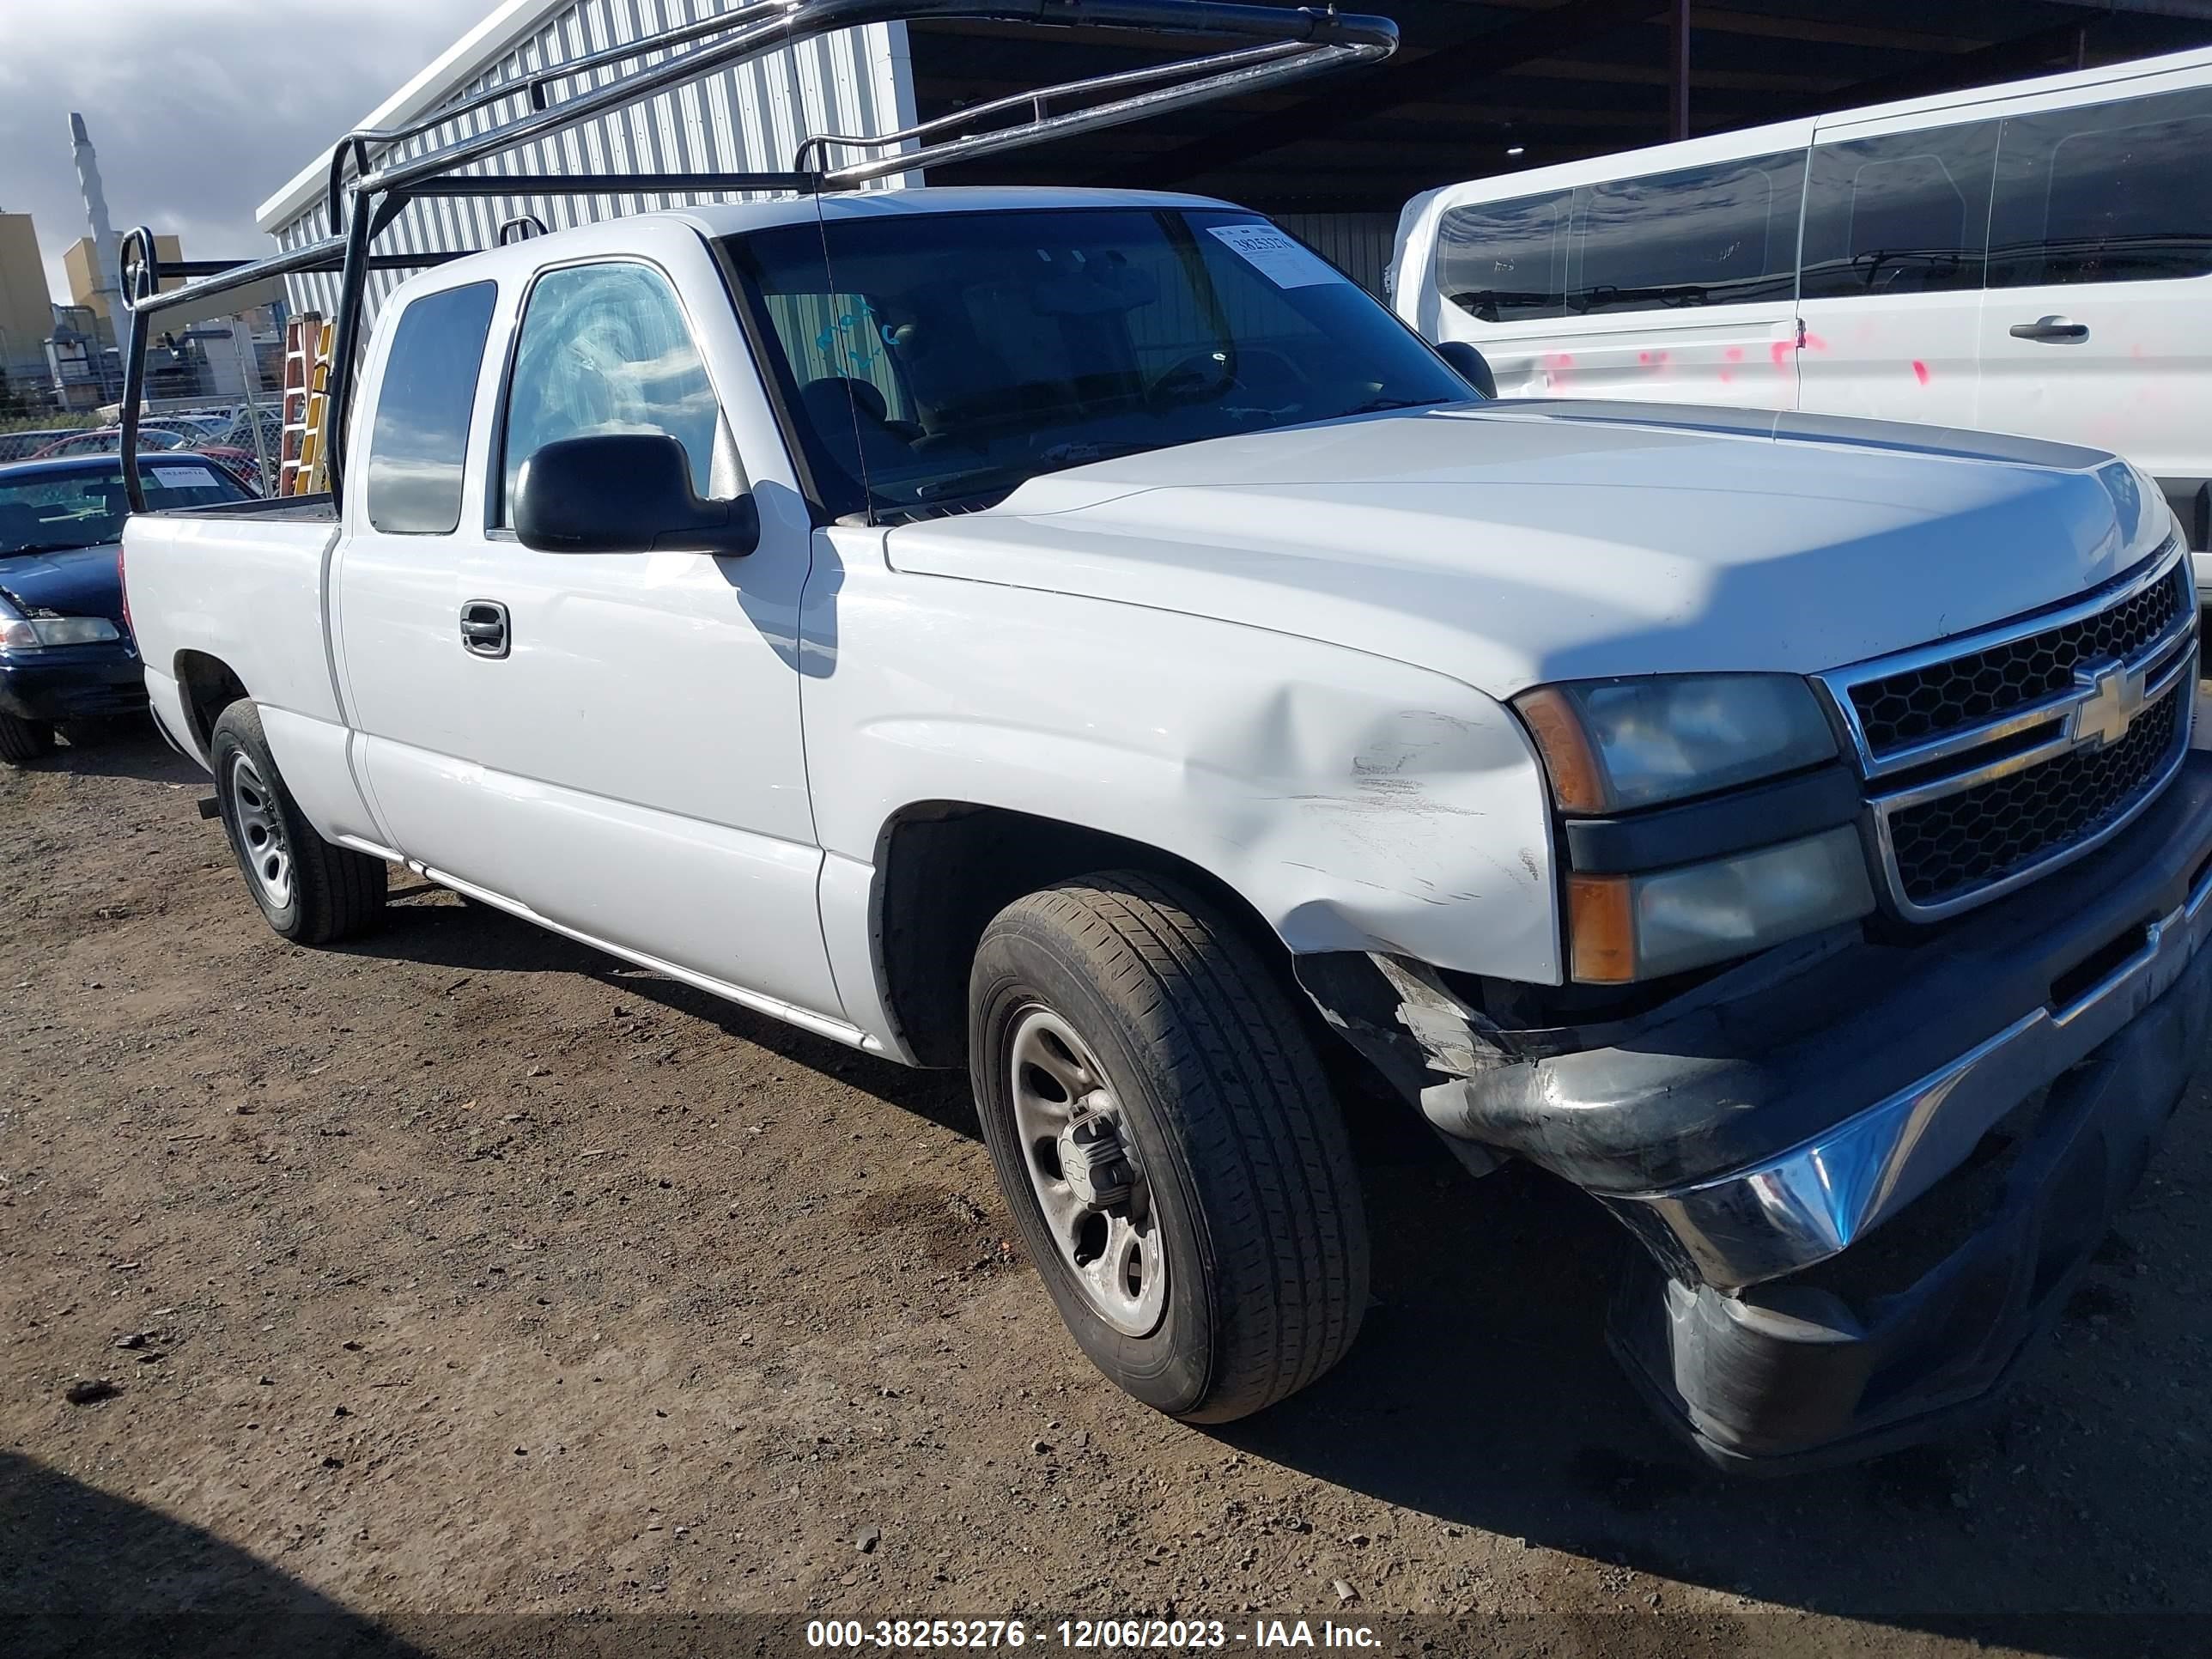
512;433;757;556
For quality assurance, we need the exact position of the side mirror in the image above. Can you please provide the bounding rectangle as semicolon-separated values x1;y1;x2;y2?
1436;340;1498;400
514;433;758;556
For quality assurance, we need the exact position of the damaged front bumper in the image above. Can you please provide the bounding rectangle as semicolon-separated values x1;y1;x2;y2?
1303;750;2212;1469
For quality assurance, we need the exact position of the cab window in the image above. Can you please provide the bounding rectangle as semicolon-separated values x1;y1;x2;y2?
498;262;731;526
363;281;497;535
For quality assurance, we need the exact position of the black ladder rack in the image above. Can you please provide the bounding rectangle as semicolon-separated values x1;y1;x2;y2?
115;0;1395;510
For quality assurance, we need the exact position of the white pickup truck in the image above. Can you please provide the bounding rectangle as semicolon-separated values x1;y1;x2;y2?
124;187;2212;1470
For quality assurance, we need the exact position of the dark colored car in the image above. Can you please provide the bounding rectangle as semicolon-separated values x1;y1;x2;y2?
0;453;252;763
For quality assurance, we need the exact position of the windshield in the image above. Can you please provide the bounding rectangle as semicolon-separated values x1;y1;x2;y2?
0;461;248;556
726;208;1472;520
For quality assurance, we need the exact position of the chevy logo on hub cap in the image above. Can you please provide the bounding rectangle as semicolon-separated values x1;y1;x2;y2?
2069;659;2148;750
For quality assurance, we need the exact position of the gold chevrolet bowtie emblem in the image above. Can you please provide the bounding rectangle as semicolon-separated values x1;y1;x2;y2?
2069;659;2148;750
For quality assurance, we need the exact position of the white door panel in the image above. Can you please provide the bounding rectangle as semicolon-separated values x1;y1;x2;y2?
1796;290;1986;428
453;535;826;1004
455;250;835;1015
1978;276;2212;471
1793;115;1999;432
1972;81;2212;489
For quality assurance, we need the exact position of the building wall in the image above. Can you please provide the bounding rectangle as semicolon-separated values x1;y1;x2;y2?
0;213;56;385
261;0;915;323
65;233;184;334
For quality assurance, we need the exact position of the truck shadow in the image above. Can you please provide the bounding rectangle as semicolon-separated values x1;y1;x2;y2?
343;894;2206;1650
0;1451;421;1659
1215;1146;2212;1655
350;884;981;1139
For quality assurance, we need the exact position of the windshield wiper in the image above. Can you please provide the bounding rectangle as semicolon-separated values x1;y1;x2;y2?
1338;397;1437;417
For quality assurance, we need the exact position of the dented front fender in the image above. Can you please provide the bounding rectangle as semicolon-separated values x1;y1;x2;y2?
804;528;1563;984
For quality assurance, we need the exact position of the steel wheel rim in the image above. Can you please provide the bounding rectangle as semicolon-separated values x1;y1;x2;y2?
227;751;292;910
1007;1005;1166;1338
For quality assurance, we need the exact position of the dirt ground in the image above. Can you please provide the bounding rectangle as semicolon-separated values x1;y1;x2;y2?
4;725;2211;1659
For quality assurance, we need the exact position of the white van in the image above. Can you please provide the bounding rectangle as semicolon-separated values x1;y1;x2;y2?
1392;46;2212;558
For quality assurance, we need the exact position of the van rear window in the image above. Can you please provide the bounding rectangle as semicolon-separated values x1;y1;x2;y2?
1435;190;1571;322
1434;153;1804;324
1567;153;1804;316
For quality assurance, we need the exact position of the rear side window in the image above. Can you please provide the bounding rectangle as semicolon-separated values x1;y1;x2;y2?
1988;86;2212;289
1568;153;1806;315
1801;123;1998;299
1435;189;1571;322
363;281;497;535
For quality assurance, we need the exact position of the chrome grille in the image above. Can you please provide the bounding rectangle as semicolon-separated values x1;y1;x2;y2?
1850;563;2190;756
1818;538;2196;921
1887;686;2182;904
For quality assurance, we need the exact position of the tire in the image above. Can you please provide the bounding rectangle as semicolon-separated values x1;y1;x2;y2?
969;871;1368;1423
0;710;57;765
209;700;386;944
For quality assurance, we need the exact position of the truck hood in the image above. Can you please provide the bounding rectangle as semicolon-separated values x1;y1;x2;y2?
884;400;2171;696
0;540;126;629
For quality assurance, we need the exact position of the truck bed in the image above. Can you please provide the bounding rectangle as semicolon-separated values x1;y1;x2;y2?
125;502;344;775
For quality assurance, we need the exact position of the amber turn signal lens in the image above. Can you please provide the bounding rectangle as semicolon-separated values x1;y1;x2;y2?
1567;873;1636;983
1514;686;1607;813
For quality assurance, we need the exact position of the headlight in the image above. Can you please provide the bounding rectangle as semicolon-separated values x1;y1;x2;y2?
0;595;121;650
1515;674;1837;812
1566;827;1875;982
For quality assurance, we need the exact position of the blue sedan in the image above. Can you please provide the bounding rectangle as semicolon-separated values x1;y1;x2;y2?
0;453;252;763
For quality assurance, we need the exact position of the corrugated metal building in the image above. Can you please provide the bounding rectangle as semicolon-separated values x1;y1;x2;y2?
257;0;920;316
258;0;2212;312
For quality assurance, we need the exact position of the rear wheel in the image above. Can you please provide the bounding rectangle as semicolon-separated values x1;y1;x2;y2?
969;872;1368;1423
209;701;386;944
0;710;57;765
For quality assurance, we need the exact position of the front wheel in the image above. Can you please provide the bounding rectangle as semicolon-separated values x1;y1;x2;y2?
969;872;1368;1423
209;701;386;944
0;710;57;765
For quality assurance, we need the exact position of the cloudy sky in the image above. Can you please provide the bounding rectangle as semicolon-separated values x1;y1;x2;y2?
0;0;478;301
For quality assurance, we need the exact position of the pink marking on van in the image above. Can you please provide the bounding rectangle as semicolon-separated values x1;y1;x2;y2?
1911;360;1930;386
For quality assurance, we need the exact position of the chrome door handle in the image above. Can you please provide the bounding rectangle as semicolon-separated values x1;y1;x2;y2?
459;600;509;659
2009;315;2088;343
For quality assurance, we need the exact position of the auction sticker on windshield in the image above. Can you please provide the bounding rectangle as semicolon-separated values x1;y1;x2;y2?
1206;223;1345;289
152;466;216;489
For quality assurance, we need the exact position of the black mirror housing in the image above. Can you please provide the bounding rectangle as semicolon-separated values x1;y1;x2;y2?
514;433;758;556
1436;340;1498;400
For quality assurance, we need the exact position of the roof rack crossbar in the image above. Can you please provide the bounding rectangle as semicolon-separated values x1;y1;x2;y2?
117;227;474;325
366;0;792;152
118;0;1395;511
796;36;1304;172
810;31;1387;185
342;0;1391;208
402;169;822;198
